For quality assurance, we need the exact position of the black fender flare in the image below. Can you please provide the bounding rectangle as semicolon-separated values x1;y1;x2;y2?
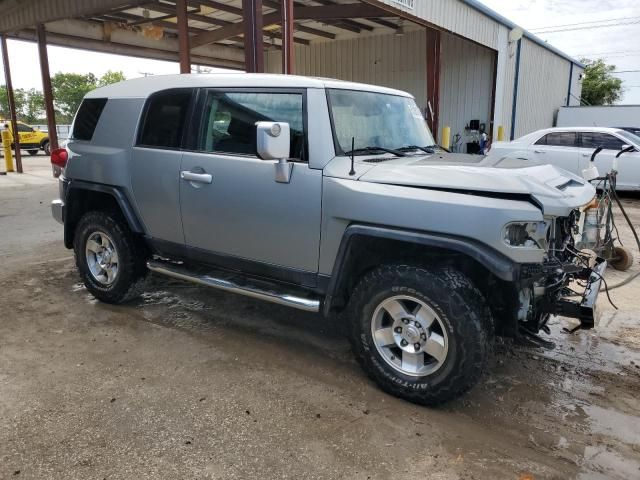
64;180;145;248
322;224;519;316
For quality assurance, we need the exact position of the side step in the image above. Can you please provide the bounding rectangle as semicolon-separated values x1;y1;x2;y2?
146;260;321;313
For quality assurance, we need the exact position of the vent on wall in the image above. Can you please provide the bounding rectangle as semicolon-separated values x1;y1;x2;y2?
390;0;415;9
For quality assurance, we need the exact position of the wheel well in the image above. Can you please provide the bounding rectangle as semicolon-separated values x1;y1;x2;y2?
327;235;518;336
40;138;49;146
64;189;123;249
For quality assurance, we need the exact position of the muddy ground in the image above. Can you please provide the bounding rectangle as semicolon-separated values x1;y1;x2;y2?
1;159;639;479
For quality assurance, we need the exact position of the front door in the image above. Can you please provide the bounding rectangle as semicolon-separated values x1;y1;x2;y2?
530;131;580;174
179;89;322;283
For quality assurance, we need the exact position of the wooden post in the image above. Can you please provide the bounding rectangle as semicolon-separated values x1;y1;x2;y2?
426;28;441;142
242;0;264;73
36;24;58;153
176;0;191;73
281;0;294;74
1;34;22;173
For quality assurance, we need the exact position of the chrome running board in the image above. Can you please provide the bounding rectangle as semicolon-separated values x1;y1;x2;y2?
147;260;321;313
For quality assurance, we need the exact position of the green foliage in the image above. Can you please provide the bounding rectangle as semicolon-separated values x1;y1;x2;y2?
51;72;98;121
0;86;44;123
51;70;126;122
0;70;126;124
98;70;126;87
580;58;623;106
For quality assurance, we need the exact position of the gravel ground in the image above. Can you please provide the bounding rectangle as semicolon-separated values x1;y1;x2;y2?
1;158;639;479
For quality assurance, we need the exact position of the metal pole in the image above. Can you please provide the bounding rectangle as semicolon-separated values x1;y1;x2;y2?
1;34;22;173
36;24;59;153
242;0;264;73
281;0;294;74
425;28;441;141
510;37;522;141
176;0;191;73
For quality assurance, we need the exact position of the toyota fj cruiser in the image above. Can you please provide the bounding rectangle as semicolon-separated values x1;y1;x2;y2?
51;74;604;405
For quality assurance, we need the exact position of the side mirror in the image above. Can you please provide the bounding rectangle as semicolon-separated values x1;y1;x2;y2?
256;121;292;183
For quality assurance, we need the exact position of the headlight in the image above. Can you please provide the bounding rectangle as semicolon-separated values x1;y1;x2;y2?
503;221;549;249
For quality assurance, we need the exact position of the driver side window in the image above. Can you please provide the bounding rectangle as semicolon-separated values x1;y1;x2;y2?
197;91;306;161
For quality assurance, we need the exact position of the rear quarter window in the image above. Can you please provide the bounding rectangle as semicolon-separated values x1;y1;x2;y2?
73;98;108;141
136;89;193;149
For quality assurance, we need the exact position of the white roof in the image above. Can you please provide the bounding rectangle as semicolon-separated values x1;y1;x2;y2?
86;73;413;99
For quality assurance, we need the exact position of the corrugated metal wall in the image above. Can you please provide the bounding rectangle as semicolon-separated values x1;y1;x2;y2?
512;38;572;138
438;32;496;150
374;0;500;49
265;29;428;112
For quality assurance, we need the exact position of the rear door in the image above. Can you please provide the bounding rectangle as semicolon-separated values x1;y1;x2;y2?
579;131;640;189
529;131;580;174
129;89;194;252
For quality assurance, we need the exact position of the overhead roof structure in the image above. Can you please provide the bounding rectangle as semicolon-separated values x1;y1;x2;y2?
0;1;416;70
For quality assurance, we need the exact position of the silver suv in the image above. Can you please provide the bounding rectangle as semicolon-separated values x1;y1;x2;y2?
51;74;604;405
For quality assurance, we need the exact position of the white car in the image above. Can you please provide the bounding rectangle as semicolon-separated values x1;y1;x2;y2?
488;127;640;191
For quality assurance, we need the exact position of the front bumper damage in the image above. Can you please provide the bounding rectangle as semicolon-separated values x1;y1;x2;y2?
549;258;607;330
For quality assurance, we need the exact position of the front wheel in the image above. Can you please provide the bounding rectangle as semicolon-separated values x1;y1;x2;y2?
27;149;38;156
347;265;492;406
74;211;148;304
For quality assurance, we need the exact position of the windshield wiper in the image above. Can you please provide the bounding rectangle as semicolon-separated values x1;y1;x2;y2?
344;146;406;157
396;145;437;154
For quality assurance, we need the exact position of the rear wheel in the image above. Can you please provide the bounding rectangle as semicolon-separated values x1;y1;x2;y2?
347;265;492;405
42;140;50;156
27;149;38;156
74;211;148;304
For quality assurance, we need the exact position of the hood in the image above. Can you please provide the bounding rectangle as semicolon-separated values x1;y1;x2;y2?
351;153;596;217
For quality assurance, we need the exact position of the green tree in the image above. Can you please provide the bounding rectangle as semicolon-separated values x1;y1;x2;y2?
51;72;98;122
580;58;623;105
98;70;126;87
22;88;45;123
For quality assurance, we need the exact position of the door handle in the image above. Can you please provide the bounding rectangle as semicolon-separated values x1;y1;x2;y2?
534;150;546;154
181;170;212;184
582;153;591;157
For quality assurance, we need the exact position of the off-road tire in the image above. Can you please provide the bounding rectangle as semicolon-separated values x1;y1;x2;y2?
74;211;148;304
27;149;38;156
347;265;492;406
610;246;634;271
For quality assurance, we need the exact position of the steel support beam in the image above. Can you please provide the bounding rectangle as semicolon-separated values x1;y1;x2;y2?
0;34;22;173
242;0;264;73
281;0;294;74
426;28;441;141
36;24;59;153
176;0;191;73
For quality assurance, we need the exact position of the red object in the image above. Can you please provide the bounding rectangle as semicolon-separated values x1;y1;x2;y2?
51;148;68;168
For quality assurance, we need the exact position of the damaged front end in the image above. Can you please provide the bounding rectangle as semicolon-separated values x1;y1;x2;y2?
513;210;608;344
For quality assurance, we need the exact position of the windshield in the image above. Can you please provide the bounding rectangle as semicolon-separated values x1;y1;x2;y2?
327;88;435;154
617;130;640;146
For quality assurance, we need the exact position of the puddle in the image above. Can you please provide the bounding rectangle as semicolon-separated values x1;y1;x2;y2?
582;404;640;445
578;446;640;480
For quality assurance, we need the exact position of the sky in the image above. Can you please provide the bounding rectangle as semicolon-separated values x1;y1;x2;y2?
480;0;640;104
0;0;639;104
